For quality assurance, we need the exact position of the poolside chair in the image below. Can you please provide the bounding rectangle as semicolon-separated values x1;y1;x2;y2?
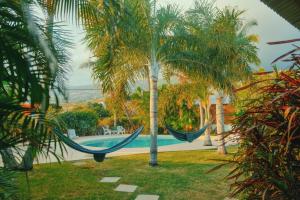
117;126;126;135
67;129;78;139
102;126;112;135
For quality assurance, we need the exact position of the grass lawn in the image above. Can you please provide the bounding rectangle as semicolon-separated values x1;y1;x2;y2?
17;148;236;200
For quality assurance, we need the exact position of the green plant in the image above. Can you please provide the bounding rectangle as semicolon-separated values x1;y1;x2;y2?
87;103;111;118
223;40;300;199
57;111;99;136
85;0;259;165
0;0;103;197
0;168;17;199
159;84;199;131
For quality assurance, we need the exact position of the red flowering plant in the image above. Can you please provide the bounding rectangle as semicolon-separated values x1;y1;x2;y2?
222;39;300;199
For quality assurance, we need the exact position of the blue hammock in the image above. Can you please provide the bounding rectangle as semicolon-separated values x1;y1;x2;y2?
54;126;143;162
166;125;208;143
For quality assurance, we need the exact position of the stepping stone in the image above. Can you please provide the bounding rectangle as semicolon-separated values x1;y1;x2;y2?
135;195;160;200
99;177;121;183
114;184;138;193
72;161;86;166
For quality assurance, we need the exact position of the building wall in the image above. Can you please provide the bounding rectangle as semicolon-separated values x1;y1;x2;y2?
210;104;235;124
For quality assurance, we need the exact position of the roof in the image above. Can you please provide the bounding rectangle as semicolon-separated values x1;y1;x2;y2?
261;0;300;30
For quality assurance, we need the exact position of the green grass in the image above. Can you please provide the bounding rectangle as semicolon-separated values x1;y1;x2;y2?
17;148;235;200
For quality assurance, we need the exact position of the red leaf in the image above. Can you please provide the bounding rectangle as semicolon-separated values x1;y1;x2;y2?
268;38;300;45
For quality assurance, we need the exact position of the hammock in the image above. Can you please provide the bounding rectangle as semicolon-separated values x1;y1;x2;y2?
54;126;143;162
166;125;208;143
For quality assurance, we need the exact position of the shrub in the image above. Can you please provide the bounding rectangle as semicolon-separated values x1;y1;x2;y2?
57;111;99;136
87;102;111;118
226;69;300;199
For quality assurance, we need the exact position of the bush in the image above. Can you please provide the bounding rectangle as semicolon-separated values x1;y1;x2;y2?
226;69;300;199
87;102;111;118
57;111;99;136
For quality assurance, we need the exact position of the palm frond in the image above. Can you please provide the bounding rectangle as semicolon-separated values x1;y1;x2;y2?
0;168;17;199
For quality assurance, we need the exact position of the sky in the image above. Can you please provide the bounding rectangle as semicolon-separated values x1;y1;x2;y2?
67;0;300;86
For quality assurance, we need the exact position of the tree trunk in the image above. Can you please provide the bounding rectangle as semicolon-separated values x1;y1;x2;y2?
203;98;212;146
199;100;204;129
0;146;36;171
149;60;159;167
0;148;19;169
113;111;117;127
216;95;227;154
19;145;37;171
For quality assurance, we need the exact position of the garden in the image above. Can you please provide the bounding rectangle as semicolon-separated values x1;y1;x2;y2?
0;0;299;199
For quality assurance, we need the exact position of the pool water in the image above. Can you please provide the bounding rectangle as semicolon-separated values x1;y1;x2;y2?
80;135;185;148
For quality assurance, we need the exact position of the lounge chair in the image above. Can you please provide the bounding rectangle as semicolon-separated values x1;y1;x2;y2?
67;129;78;139
103;126;112;135
117;126;126;135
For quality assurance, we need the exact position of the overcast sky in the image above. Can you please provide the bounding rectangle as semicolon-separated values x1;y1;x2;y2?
67;0;300;86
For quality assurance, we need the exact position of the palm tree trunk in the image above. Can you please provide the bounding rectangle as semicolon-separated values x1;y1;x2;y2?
203;101;212;146
149;60;159;167
0;148;19;169
113;111;117;127
216;95;227;154
20;145;37;171
199;100;204;129
203;97;212;146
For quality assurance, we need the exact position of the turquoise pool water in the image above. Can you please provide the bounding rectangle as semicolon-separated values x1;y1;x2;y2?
80;136;185;148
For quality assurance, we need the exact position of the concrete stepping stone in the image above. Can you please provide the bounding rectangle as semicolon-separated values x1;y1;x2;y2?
99;177;121;183
135;195;160;200
72;161;86;166
114;184;138;193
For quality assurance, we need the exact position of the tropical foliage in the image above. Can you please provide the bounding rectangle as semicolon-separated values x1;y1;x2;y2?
159;83;200;131
0;0;69;170
57;110;99;136
85;0;187;165
85;0;259;164
87;102;110;118
225;40;300;199
0;0;96;197
0;0;263;197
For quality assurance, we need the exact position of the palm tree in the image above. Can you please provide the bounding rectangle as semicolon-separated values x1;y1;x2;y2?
172;1;260;153
85;0;260;164
211;8;260;154
1;0;68;169
0;0;114;197
85;0;184;166
0;2;99;195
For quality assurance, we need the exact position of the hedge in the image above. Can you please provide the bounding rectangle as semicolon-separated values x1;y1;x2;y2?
57;111;99;136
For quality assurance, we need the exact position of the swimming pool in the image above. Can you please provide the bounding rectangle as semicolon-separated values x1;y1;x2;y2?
80;135;185;148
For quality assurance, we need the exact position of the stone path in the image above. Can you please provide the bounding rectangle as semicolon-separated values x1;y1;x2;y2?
72;161;87;166
100;177;159;199
99;176;234;200
99;177;120;183
114;184;138;192
135;195;160;200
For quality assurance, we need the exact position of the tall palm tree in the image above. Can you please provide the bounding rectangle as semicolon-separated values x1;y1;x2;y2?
85;0;184;166
211;8;260;154
170;1;260;153
85;0;260;164
0;0;109;197
0;0;98;170
1;0;68;167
